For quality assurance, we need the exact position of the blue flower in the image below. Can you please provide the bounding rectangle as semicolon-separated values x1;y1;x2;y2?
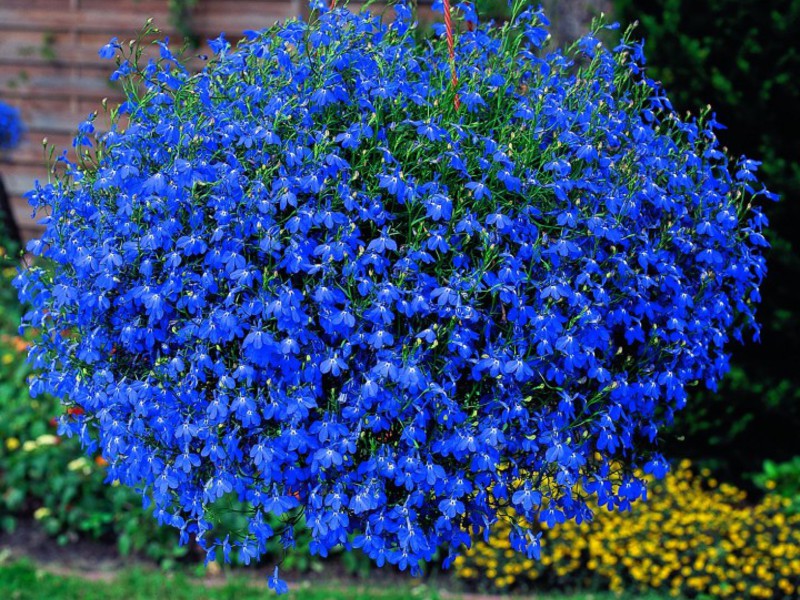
98;37;120;60
0;101;24;150
267;567;289;595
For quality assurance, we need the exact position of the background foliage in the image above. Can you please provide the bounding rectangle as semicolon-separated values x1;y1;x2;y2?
615;0;800;484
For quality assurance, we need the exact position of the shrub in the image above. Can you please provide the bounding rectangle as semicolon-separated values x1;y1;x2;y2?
15;0;770;588
614;0;800;483
455;460;800;598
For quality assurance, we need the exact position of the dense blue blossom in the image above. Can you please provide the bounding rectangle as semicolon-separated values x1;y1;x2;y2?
16;0;772;591
0;101;24;151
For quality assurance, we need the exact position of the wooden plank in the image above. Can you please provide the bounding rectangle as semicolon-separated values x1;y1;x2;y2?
76;0;173;11
10;204;46;234
2;166;43;195
0;5;298;34
0;95;115;126
0;0;69;10
4;147;52;169
0;76;122;104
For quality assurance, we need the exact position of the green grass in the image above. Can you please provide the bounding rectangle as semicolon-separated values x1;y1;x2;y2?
0;560;431;600
0;559;674;600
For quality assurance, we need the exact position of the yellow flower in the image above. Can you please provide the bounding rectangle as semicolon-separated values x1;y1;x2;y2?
35;434;59;446
68;457;90;471
33;507;51;520
458;567;475;578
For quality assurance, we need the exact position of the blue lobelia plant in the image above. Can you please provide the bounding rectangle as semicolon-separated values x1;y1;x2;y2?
0;101;24;151
15;0;773;591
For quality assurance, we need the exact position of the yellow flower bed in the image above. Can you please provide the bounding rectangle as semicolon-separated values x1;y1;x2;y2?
454;460;800;598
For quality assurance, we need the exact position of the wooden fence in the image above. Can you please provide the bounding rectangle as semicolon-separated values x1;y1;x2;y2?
0;0;305;242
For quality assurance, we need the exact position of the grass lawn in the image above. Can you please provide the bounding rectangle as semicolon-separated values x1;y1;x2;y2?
0;559;428;600
0;558;674;600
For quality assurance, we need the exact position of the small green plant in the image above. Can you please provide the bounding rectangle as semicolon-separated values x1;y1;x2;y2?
167;0;200;47
40;31;58;62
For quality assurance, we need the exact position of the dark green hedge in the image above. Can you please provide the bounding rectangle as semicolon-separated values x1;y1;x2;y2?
616;0;800;482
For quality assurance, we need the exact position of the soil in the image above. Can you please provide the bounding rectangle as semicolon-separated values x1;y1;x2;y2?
0;519;125;581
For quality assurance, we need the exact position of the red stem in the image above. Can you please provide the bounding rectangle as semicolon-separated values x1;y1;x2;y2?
442;0;461;111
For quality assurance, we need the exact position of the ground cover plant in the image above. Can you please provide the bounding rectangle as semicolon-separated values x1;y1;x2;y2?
455;460;800;598
15;0;772;591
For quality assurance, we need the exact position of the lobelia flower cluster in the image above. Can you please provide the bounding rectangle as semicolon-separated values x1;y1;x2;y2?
0;100;24;151
15;0;772;591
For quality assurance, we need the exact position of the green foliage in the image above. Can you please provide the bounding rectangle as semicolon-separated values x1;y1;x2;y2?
0;240;21;333
475;0;514;18
0;178;20;330
615;0;800;481
755;457;800;515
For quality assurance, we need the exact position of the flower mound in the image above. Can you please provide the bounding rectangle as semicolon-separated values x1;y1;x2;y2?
0;101;23;151
16;1;771;586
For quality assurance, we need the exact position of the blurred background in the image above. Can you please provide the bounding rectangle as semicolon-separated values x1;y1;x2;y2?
1;1;798;598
